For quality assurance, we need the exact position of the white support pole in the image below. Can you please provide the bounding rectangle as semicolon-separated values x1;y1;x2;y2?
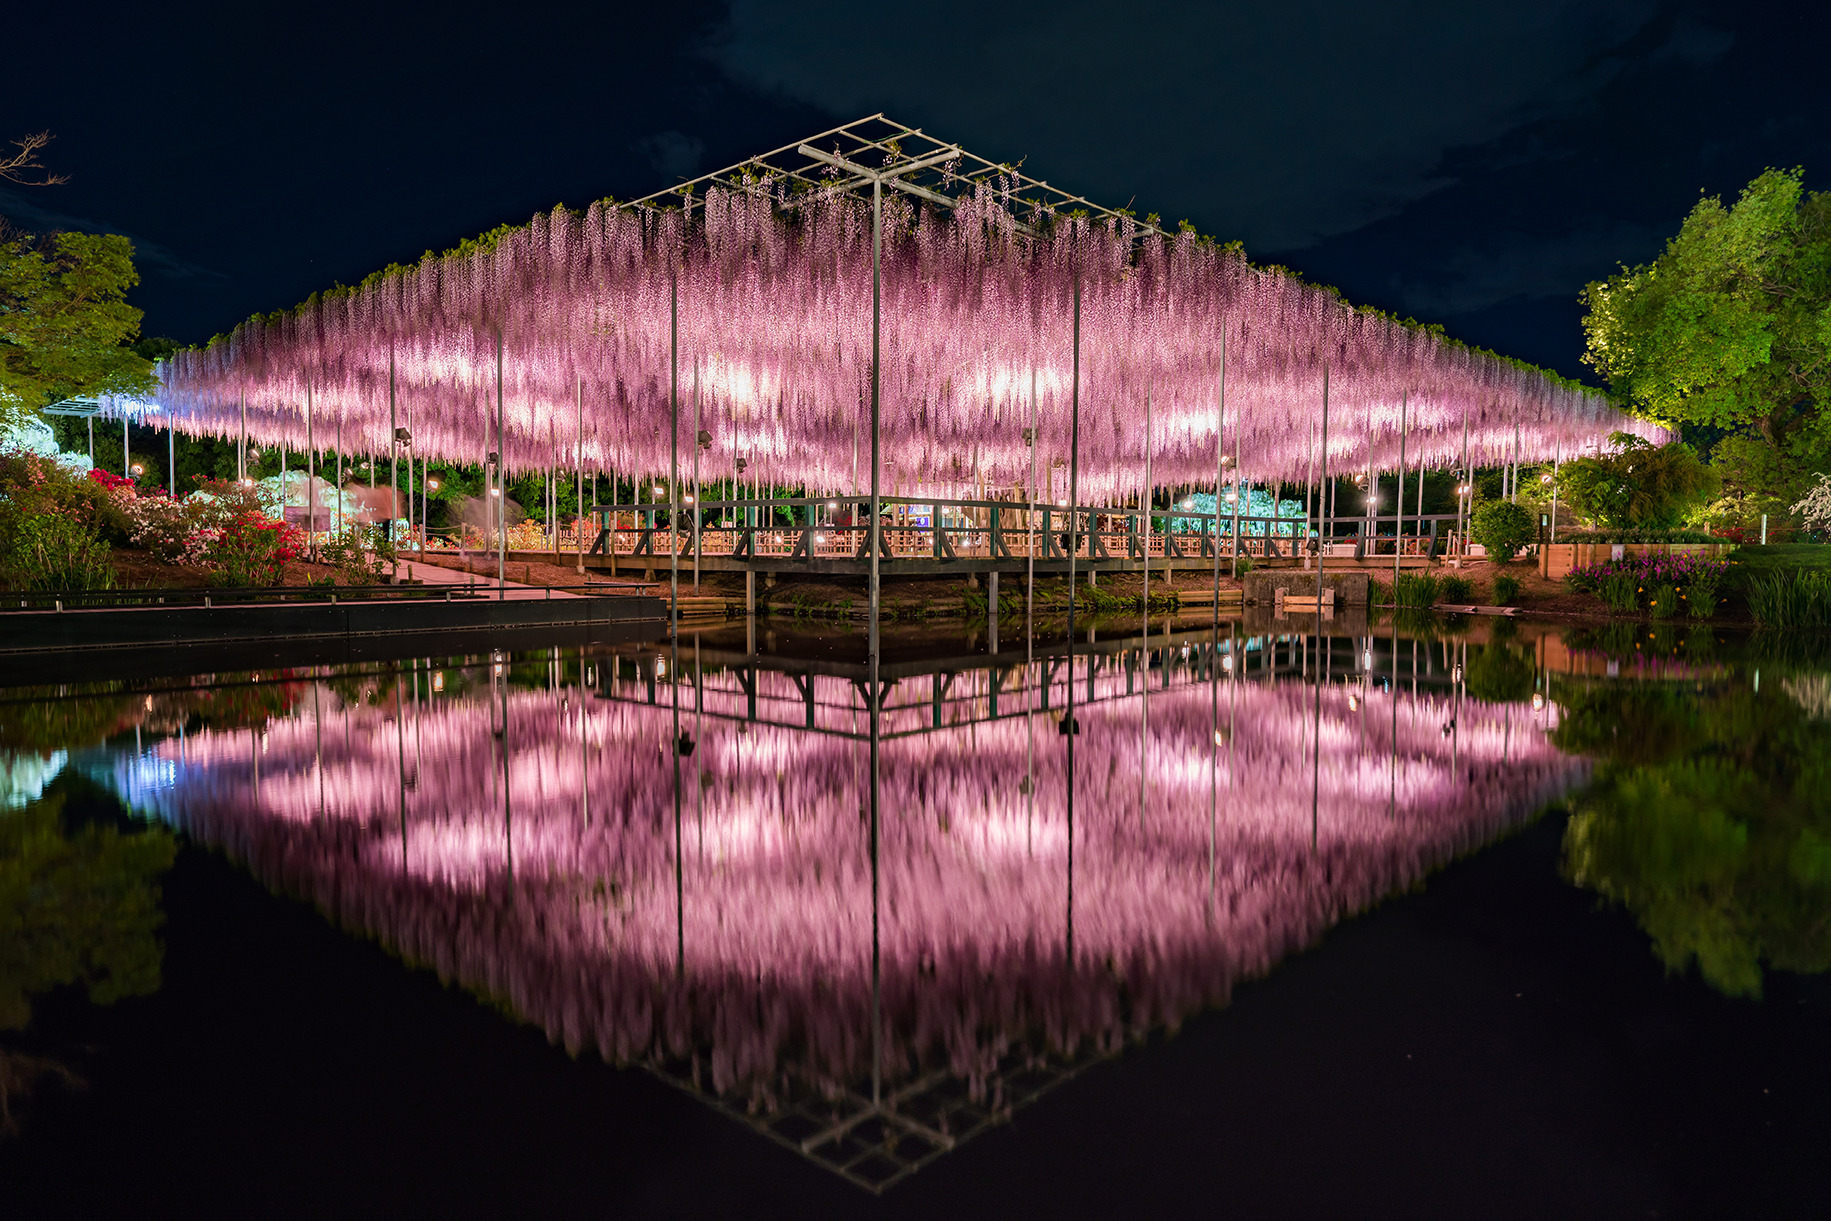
496;329;506;599
576;374;585;575
1393;392;1408;589
1142;384;1152;598
305;382;315;560
389;352;400;583
692;358;702;592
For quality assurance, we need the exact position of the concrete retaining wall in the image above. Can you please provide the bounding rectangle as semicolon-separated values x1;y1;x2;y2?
0;594;665;655
1243;570;1371;606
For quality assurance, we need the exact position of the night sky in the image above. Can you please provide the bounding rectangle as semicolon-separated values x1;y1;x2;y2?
4;0;1826;381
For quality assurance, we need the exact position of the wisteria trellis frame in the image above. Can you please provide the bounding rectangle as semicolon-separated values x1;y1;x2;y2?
137;114;1661;504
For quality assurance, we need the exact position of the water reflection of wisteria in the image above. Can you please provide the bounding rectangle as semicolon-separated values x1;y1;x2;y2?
112;636;1581;1186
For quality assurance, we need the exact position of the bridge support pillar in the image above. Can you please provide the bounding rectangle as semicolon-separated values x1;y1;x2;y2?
746;569;756;614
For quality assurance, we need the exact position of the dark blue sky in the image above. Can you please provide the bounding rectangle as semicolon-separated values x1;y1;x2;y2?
3;0;1824;381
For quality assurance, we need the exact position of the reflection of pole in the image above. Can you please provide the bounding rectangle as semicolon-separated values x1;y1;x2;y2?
396;671;407;871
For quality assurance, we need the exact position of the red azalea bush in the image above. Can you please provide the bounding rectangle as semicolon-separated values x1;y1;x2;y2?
203;510;305;586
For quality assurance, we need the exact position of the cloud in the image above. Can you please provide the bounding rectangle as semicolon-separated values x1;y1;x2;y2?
634;130;707;184
705;0;1663;252
0;188;220;281
1391;221;1667;317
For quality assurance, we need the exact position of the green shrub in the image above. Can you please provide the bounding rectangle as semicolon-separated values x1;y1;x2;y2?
1649;583;1679;619
1687;565;1724;619
1439;575;1474;603
1470;500;1535;561
1747;570;1831;629
1600;570;1640;615
0;510;117;591
1233;553;1255;576
1491;574;1520;606
1369;578;1392;607
1394;572;1439;607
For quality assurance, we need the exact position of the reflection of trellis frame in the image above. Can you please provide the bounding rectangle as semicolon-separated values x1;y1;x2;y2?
649;1044;1112;1193
625;113;1165;241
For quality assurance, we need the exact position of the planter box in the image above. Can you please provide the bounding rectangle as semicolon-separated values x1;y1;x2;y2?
1539;541;1731;580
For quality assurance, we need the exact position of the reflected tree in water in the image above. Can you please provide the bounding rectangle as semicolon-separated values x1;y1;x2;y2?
0;788;175;1131
1557;677;1831;997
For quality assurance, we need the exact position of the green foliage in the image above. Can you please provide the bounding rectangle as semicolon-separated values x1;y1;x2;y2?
1556;433;1720;529
318;525;395;583
1687;564;1725;619
1557;675;1831;996
1369;578;1391;607
0;231;155;425
0;510;115;591
1438;575;1474;603
1581;168;1831;457
1469;500;1535;561
1491;574;1520;606
0;791;177;1030
1599;569;1641;614
1746;569;1831;629
1649;583;1679;619
1466;640;1534;702
1393;572;1439;607
1554;529;1723;544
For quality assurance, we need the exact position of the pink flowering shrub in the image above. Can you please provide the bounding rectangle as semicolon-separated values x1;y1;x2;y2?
123;493;210;565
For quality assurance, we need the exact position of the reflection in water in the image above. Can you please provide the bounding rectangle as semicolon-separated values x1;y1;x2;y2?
1555;649;1831;998
98;629;1578;1186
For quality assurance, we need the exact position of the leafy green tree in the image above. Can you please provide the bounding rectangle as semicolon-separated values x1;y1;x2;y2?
1469;499;1535;560
0;230;157;426
1555;432;1719;529
1580;168;1831;510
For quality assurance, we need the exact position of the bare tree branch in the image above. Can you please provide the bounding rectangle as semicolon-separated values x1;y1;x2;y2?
0;131;70;186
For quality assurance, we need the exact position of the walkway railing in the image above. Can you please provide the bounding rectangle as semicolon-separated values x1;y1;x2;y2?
583;496;1468;564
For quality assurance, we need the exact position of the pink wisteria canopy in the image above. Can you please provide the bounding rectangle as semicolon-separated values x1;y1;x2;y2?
140;117;1660;500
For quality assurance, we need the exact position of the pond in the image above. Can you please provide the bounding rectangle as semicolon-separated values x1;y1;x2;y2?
2;615;1827;1219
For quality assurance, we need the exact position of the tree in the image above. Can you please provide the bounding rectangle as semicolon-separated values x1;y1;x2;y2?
0;230;156;427
1469;499;1534;561
1580;168;1831;508
1555;432;1718;530
0;131;68;187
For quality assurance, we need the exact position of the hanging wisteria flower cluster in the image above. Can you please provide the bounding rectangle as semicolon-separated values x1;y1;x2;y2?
139;161;1660;501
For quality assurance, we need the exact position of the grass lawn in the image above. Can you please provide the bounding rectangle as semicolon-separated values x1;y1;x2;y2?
1726;543;1831;589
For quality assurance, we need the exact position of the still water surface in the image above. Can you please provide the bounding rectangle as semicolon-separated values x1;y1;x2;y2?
3;618;1827;1218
